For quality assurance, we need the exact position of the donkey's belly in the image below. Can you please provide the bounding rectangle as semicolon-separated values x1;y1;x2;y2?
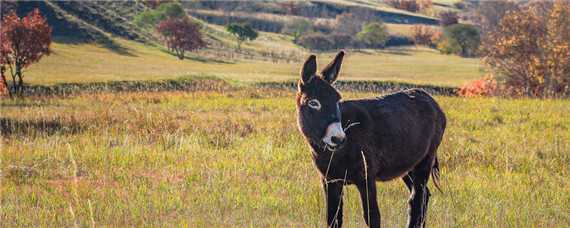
368;141;432;182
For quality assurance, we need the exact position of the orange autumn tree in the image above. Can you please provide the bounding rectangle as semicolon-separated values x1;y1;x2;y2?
481;1;570;97
0;9;52;96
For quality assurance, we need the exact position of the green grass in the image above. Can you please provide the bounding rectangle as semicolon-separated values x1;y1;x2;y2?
23;38;482;87
2;88;569;226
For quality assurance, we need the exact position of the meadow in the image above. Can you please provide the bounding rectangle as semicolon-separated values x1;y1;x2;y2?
23;38;482;87
2;86;569;227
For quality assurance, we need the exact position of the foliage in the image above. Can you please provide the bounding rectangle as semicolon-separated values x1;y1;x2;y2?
356;22;389;48
458;75;497;97
0;9;52;96
134;2;186;28
386;0;420;12
297;32;334;51
334;13;364;35
439;11;459;26
438;24;480;57
226;23;259;50
474;1;519;35
282;18;312;43
411;25;435;46
481;1;570;97
156;18;206;60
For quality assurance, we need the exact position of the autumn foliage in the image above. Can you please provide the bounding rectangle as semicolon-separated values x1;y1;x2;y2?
156;18;206;60
482;1;570;97
458;75;498;98
411;25;435;46
0;9;52;96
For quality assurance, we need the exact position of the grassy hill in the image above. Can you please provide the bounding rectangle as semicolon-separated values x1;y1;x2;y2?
6;0;484;88
24;37;482;87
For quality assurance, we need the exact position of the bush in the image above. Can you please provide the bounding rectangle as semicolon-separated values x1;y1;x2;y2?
334;13;364;35
298;33;334;51
330;33;353;49
438;24;480;57
458;75;497;97
356;22;389;48
411;25;435;46
282;18;312;43
386;0;420;12
134;2;186;28
439;11;459;26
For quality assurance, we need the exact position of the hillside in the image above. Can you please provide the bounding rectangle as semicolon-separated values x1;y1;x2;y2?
5;0;482;88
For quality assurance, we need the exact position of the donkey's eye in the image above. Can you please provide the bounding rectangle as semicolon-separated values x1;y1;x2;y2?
307;99;321;110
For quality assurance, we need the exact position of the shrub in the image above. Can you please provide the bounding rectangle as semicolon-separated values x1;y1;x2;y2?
134;2;186;28
356;22;389;48
438;24;480;57
411;25;435;46
458;75;497;97
330;33;353;49
297;33;334;51
282;18;312;43
386;0;420;12
334;13;364;35
226;23;258;50
439;11;459;26
436;36;461;55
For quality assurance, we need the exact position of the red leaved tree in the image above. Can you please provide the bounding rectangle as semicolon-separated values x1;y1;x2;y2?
156;18;206;60
1;9;52;96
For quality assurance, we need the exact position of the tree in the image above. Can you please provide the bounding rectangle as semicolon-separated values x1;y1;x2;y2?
474;1;518;35
282;18;312;43
0;9;52;96
440;24;480;57
411;25;435;46
481;1;570;97
297;33;333;51
134;2;186;28
356;22;389;48
156;18;206;60
439;11;459;26
334;13;364;35
226;23;258;51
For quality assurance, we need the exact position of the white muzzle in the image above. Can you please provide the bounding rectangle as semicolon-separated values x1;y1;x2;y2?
322;122;346;147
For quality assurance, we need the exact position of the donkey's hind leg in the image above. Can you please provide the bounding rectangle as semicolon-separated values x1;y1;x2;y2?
402;154;434;228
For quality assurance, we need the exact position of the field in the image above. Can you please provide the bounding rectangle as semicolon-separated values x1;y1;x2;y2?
2;86;569;226
23;38;483;87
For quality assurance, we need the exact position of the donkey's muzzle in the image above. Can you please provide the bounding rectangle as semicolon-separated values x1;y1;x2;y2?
322;122;346;149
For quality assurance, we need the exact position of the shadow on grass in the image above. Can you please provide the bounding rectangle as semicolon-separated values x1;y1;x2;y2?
0;118;84;137
53;36;136;57
353;49;412;56
159;48;234;64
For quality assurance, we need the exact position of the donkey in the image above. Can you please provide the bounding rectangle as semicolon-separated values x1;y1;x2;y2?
296;51;446;228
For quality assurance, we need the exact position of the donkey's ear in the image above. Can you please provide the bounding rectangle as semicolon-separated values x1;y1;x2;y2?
301;55;317;84
321;51;345;84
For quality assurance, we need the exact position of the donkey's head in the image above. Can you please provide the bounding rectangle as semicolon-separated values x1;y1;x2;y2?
296;51;346;150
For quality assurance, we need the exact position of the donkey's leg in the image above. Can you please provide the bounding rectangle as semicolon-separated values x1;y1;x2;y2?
356;180;381;228
404;157;433;228
323;180;344;228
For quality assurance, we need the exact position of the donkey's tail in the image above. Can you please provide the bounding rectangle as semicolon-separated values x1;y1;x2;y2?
431;156;443;193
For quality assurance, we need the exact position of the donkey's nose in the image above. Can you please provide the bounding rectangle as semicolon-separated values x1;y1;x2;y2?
331;136;345;145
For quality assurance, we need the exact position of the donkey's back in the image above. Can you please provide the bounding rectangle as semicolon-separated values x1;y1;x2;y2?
342;88;446;181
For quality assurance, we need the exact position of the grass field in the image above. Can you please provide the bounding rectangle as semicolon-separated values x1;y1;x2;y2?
23;38;483;87
2;86;569;226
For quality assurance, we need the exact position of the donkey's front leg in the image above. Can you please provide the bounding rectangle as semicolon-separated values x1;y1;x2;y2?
323;180;344;228
356;180;381;228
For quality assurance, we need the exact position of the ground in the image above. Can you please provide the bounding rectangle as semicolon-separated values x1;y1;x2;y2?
2;88;569;226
